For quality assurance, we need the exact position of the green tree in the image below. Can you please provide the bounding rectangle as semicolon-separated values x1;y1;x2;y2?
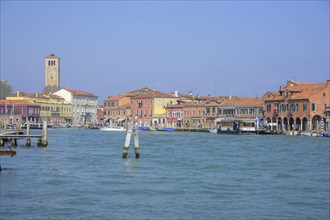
0;80;13;99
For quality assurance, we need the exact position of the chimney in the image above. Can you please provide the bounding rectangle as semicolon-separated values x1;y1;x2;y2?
174;91;179;97
16;91;20;97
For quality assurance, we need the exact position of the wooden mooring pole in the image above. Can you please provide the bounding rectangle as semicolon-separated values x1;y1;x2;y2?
26;121;31;146
122;117;140;159
37;121;48;147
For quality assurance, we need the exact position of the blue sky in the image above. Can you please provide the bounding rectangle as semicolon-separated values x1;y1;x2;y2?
1;1;329;103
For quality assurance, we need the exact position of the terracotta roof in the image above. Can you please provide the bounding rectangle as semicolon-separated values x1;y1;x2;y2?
265;80;329;101
0;100;39;106
219;97;263;107
64;88;97;97
129;87;174;99
7;91;65;101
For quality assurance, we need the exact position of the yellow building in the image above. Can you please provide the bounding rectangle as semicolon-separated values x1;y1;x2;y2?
6;91;72;125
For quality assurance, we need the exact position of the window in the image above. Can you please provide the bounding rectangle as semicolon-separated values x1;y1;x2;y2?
267;104;271;112
303;103;307;112
312;103;316;112
289;103;293;113
150;99;153;105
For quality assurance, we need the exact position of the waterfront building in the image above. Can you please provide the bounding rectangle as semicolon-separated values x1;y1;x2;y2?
181;101;207;128
130;88;179;128
6;91;72;125
217;97;264;119
204;96;235;128
166;103;184;128
263;80;330;133
0;100;40;128
103;93;132;126
54;88;98;126
104;87;179;128
96;105;104;125
44;54;60;93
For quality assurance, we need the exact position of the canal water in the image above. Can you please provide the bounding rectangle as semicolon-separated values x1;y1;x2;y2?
0;129;329;219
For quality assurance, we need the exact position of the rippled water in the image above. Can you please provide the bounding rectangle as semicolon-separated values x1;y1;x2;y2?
1;129;329;219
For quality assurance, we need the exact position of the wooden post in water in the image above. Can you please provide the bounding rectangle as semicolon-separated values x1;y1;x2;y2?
41;120;48;147
11;138;17;147
26;121;31;146
122;117;139;159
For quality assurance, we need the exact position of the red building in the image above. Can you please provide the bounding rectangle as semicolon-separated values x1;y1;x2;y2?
0;100;41;128
263;80;330;133
166;103;183;128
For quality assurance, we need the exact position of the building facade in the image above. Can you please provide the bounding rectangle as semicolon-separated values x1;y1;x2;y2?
6;91;72;125
130;88;179;128
0;100;41;128
54;88;98;126
103;94;131;126
263;80;330;133
217;97;264;118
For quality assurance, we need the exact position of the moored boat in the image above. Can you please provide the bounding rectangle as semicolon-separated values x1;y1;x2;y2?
214;118;264;134
99;126;126;132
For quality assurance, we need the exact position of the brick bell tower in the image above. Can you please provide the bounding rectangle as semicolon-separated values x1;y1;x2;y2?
44;54;60;93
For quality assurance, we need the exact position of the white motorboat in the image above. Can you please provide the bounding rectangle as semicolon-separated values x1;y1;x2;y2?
99;126;126;132
208;128;218;134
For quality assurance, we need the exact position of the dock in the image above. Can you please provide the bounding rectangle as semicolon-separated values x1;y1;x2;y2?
175;128;210;132
0;121;48;147
0;121;49;171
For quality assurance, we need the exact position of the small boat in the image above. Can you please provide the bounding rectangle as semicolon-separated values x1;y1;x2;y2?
138;126;150;131
208;128;217;134
21;122;45;129
156;127;175;131
99;126;126;132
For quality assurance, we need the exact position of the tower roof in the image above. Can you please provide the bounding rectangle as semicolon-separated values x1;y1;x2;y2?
46;54;59;58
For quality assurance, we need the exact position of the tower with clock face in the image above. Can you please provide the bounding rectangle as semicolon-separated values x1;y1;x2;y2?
44;54;60;93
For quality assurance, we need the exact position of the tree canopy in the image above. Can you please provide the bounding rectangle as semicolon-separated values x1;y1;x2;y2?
0;80;13;99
